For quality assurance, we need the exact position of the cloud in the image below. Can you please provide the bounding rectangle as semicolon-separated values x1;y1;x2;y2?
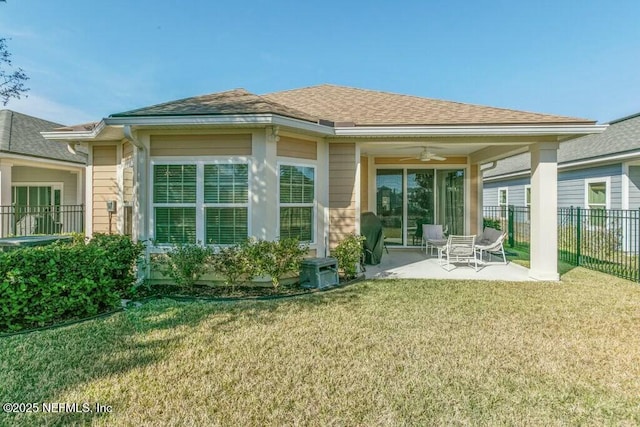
5;93;98;125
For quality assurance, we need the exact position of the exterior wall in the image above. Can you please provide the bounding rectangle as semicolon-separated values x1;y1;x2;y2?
122;141;134;204
277;135;317;160
92;145;118;234
150;134;252;156
483;163;623;209
628;165;640;208
12;166;81;205
329;143;357;248
360;156;368;212
470;164;479;235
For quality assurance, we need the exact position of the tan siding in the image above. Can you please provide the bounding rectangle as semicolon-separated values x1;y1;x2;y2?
122;142;134;204
277;136;317;160
360;156;368;212
123;141;134;161
92;146;118;234
329;143;357;247
470;164;479;235
150;134;252;156
374;156;468;165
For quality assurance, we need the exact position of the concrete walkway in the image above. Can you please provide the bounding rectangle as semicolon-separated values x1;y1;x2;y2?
364;248;533;281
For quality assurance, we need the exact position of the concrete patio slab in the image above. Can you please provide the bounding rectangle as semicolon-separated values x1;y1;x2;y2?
364;248;533;281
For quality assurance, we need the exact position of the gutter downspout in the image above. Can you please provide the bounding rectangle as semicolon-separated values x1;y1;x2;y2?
122;125;149;279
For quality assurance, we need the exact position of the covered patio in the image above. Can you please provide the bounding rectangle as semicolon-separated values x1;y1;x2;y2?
363;248;531;281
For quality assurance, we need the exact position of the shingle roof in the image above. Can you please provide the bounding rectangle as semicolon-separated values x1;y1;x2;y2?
485;113;640;178
262;84;594;126
110;88;319;123
109;84;594;127
0;110;87;164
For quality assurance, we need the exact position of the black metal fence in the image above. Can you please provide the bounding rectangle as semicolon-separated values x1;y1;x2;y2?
0;205;84;238
484;205;640;282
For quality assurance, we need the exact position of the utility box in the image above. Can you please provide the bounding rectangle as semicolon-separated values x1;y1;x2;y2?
299;257;339;289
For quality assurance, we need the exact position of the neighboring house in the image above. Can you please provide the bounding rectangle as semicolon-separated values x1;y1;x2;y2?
483;112;640;211
0;110;86;237
42;84;606;280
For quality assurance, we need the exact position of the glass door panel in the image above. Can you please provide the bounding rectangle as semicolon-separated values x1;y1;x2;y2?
376;169;403;245
407;169;434;245
437;169;465;235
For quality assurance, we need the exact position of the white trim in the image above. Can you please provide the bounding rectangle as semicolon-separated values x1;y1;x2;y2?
116;143;123;234
276;161;318;245
0;152;85;170
524;184;531;207
335;124;607;137
584;177;611;209
149;158;252;247
622;163;630;210
86;148;93;236
498;187;508;219
354;143;361;235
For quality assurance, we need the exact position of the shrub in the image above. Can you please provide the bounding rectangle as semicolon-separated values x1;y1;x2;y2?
247;238;308;289
87;233;146;295
0;237;144;332
158;243;214;290
483;217;502;231
332;233;365;279
210;240;256;291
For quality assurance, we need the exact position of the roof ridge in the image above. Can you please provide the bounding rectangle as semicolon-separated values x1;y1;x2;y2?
608;111;640;125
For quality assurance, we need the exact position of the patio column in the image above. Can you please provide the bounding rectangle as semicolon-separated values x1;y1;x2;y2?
0;161;12;238
529;142;560;281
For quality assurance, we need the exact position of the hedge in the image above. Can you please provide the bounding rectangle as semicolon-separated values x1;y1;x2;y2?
0;234;144;332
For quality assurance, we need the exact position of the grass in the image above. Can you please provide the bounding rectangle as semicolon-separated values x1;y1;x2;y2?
2;269;640;426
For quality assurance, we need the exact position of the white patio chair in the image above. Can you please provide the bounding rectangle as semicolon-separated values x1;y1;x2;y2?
423;224;446;256
475;228;507;264
439;234;479;271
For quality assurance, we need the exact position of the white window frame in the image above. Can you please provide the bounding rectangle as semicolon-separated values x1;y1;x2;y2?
584;177;610;210
277;161;317;244
498;187;508;218
524;184;531;208
150;157;251;247
12;182;64;206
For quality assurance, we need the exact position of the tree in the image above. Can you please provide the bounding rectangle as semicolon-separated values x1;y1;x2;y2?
0;37;29;105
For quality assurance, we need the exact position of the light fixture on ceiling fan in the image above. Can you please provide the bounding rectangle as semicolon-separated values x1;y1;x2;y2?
399;145;447;162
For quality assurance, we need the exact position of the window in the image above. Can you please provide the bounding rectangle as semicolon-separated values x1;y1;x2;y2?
279;164;315;242
204;164;248;245
585;178;609;227
152;162;249;245
524;185;531;207
498;187;508;219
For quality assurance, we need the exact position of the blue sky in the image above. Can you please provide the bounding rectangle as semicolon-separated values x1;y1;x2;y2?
1;0;639;125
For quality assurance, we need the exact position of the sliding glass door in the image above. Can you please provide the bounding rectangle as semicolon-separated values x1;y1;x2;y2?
376;168;465;246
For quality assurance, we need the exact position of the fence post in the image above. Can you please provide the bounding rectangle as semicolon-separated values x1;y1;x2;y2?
576;207;581;266
508;205;515;247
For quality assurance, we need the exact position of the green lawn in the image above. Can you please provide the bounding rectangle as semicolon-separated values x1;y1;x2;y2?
2;268;640;426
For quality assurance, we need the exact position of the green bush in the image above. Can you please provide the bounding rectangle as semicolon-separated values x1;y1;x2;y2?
332;233;365;279
210;240;255;291
157;243;214;290
483;217;502;231
245;238;308;289
0;235;144;332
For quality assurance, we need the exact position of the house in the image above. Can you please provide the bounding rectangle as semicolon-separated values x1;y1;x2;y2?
42;85;606;280
0;110;86;237
483;112;640;211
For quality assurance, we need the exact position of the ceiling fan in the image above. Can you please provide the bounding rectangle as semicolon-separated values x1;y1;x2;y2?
399;146;447;162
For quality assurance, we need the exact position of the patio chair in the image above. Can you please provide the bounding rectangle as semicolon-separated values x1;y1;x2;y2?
439;234;479;272
423;224;446;256
475;227;507;264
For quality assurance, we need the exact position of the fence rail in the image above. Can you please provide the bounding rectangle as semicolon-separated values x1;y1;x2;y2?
483;205;640;282
0;204;84;238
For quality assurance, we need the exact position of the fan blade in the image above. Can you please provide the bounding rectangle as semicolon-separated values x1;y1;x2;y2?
430;155;447;161
399;157;418;161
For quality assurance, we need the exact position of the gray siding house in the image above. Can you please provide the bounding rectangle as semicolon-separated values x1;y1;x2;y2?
483;112;640;211
0;110;87;236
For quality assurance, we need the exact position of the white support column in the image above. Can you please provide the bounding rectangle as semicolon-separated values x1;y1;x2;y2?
251;128;278;241
529;141;560;281
316;139;329;257
0;161;12;237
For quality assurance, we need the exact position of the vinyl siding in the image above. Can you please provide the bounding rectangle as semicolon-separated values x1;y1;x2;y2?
122;141;134;204
150;134;252;156
277;136;317;160
483;163;623;209
629;165;640;209
329;143;356;248
92;145;118;233
12;166;79;205
360;156;368;212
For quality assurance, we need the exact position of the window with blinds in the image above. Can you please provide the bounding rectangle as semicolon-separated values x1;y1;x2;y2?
279;165;315;242
152;163;249;245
